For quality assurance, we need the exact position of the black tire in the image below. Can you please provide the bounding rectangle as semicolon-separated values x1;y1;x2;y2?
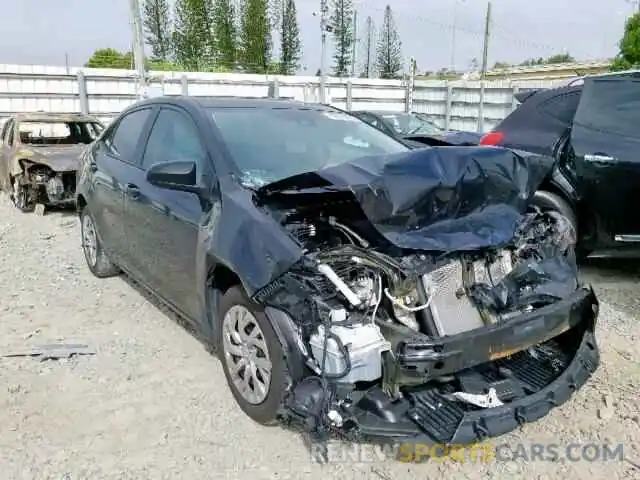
80;205;120;278
216;285;289;425
531;190;591;260
531;190;578;235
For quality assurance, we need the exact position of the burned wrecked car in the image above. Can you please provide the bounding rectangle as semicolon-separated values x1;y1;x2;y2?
0;112;104;212
76;97;599;455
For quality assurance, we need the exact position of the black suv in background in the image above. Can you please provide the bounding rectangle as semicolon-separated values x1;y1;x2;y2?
480;71;640;258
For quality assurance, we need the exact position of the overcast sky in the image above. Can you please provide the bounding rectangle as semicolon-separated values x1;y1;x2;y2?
0;0;634;73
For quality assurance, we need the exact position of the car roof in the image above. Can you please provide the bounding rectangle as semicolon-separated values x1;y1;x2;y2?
12;112;100;122
586;69;640;80
354;110;409;116
130;95;335;111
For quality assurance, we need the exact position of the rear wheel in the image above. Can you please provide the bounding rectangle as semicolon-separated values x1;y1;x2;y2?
531;190;590;259
217;285;289;425
80;206;120;278
531;190;577;234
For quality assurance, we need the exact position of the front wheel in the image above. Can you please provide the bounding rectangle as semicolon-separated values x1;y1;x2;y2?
80;206;120;278
216;285;289;425
10;177;34;212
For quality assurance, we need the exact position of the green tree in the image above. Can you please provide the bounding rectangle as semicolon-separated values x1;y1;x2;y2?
212;0;238;69
330;0;354;76
84;49;133;69
492;61;511;69
545;53;575;64
85;49;184;71
143;0;172;60
279;0;301;74
239;0;272;73
376;5;402;79
611;13;640;71
172;0;215;70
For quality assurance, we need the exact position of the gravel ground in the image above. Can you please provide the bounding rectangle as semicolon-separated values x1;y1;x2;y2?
0;195;638;480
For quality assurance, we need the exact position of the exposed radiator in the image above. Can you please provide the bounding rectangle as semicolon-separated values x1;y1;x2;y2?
421;252;514;337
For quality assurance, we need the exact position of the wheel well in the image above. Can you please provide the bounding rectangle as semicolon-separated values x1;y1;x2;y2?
76;194;86;213
208;263;241;295
536;180;573;209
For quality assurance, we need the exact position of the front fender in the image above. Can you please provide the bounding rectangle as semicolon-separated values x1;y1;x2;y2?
264;306;308;382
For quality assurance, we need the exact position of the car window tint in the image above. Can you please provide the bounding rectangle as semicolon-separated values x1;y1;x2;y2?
142;108;205;170
108;108;152;159
574;78;640;138
539;91;581;125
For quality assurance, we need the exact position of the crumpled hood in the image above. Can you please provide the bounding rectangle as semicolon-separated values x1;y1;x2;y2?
258;146;555;252
19;144;86;172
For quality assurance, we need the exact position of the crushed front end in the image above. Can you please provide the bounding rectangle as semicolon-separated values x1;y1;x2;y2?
247;147;600;457
15;163;77;206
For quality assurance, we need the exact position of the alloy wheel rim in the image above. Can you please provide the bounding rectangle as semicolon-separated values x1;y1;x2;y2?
82;214;98;267
222;305;272;405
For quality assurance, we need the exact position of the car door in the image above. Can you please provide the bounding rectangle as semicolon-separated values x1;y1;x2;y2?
89;107;155;263
571;74;640;240
122;105;210;319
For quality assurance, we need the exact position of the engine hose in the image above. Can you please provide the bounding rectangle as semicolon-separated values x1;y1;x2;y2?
319;320;352;380
317;246;407;288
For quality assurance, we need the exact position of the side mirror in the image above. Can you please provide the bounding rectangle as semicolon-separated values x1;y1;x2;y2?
146;160;202;195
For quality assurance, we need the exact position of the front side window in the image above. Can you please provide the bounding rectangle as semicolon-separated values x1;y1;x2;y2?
107;108;152;159
142;108;206;171
574;77;640;139
209;106;408;187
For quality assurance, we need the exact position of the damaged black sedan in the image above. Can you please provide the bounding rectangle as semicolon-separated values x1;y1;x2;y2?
76;97;599;455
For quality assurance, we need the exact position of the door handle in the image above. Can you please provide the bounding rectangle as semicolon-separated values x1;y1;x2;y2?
124;183;140;199
584;154;616;162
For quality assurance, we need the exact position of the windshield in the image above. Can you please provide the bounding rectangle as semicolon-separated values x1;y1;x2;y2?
18;120;103;145
209;106;408;187
381;113;442;135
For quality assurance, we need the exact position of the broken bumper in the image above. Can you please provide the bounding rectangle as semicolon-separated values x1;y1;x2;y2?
352;286;599;447
397;286;598;377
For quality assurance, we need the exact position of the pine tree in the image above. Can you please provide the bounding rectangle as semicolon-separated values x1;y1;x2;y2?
239;0;272;72
330;0;354;77
376;5;402;79
172;0;216;70
279;0;301;75
212;0;237;69
143;0;172;60
361;15;375;78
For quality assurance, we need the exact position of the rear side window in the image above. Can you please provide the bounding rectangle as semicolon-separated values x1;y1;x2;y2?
107;108;152;159
538;91;581;125
574;78;640;138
